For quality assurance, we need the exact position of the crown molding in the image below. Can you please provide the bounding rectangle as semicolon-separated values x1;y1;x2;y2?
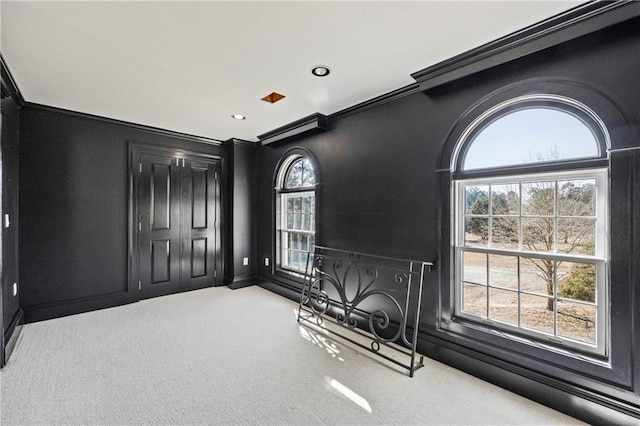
0;53;25;106
411;1;640;91
330;83;420;121
223;138;256;146
258;113;328;146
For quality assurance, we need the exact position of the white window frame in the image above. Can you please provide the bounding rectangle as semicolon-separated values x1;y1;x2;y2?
454;168;608;355
275;155;316;277
279;191;315;274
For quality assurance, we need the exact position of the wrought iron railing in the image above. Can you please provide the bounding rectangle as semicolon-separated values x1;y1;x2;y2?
297;246;433;377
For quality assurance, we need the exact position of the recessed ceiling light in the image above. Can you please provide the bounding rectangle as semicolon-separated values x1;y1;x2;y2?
231;114;246;120
311;65;331;77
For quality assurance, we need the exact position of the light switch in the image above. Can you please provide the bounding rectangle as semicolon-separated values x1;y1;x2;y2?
13;283;17;296
4;214;9;228
265;257;270;267
243;257;249;266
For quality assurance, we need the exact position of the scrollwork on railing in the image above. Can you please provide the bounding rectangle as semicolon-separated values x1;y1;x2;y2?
297;246;433;377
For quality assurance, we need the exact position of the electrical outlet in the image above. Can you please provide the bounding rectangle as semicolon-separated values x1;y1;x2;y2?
265;257;270;267
13;283;17;296
243;257;249;266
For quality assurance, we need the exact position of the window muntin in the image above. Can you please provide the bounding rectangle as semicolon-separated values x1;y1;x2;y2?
452;95;609;356
456;170;607;353
276;155;316;275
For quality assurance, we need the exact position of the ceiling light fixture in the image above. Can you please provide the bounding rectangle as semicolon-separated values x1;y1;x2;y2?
231;114;246;120
311;65;331;77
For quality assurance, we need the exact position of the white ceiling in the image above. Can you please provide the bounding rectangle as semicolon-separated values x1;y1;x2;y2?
1;1;581;142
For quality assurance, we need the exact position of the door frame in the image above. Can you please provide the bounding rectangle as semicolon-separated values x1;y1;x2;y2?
128;142;224;302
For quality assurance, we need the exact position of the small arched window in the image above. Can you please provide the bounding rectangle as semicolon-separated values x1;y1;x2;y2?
453;95;608;355
276;155;317;274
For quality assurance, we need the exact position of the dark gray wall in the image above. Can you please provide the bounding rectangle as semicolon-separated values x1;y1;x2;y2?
228;141;257;286
1;94;21;364
18;107;226;322
256;18;640;423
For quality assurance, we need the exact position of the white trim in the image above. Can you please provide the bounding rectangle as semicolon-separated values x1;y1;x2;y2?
453;168;608;355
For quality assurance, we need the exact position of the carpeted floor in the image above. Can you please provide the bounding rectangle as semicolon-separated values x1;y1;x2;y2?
0;286;584;425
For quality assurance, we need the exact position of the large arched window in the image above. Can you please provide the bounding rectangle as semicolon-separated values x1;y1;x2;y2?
452;95;609;355
275;154;316;274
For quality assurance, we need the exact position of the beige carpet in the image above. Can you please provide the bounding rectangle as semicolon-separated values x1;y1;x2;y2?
0;286;583;425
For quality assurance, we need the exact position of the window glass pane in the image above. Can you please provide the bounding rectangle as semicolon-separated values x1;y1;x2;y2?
287;198;294;213
489;288;518;325
491;217;519;249
285;161;303;188
520;294;554;335
292;250;300;270
462;251;487;285
286;213;293;229
462;283;487;318
558;179;596;217
557;262;596;303
465;186;488;214
520;257;554;296
463;108;600;171
285;158;315;189
522;217;555;253
488;254;518;290
491;184;519;215
557;301;596;345
302;197;311;213
522;182;555;216
301;160;315;187
557;218;595;255
464;217;488;247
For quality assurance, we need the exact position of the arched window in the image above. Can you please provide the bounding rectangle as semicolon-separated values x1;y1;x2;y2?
453;95;608;355
276;154;316;274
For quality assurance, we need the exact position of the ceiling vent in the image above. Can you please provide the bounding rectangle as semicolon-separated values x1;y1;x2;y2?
261;92;286;103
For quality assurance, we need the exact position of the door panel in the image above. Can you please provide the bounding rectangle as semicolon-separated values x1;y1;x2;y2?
151;163;171;230
191;168;208;229
138;154;181;299
181;159;219;291
191;238;207;278
151;240;171;283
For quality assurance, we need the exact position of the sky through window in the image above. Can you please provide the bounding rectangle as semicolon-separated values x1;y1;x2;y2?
463;108;599;170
